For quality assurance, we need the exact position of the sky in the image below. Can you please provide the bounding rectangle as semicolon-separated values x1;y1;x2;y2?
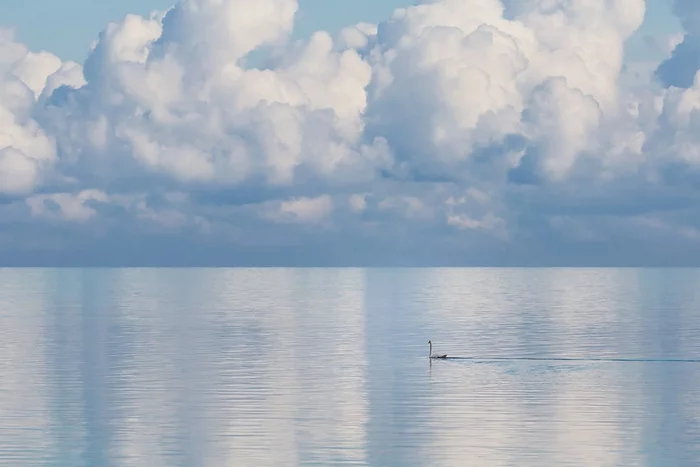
1;0;700;266
1;0;683;62
3;0;415;62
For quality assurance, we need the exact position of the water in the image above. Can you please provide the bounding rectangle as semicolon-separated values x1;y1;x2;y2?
1;268;700;466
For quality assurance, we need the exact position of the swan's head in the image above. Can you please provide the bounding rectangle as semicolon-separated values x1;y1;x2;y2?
428;340;432;344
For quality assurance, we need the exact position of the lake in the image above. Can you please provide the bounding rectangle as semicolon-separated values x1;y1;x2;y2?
1;268;699;466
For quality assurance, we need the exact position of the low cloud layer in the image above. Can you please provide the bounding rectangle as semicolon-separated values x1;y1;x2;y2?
2;0;700;265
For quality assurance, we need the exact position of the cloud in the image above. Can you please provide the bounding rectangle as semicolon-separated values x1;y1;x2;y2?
38;0;388;193
265;194;334;224
365;0;644;185
26;189;109;222
0;28;69;196
3;0;700;265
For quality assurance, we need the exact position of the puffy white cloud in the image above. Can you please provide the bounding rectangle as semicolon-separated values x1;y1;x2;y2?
348;193;368;213
0;147;41;195
26;189;109;222
365;0;644;186
445;188;506;237
3;0;700;264
267;194;335;224
0;28;73;195
35;0;389;192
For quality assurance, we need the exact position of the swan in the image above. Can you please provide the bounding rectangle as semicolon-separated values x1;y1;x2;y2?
428;340;447;359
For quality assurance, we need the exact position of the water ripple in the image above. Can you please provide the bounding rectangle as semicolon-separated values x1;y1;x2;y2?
0;268;699;466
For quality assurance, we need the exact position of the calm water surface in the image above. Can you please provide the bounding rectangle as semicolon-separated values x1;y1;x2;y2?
1;268;700;466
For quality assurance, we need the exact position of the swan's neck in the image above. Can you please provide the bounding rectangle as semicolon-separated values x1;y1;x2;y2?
429;342;432;356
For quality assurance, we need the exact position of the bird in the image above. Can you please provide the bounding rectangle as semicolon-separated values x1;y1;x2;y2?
428;340;447;359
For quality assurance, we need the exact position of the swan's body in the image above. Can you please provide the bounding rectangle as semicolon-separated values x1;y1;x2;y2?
428;340;447;359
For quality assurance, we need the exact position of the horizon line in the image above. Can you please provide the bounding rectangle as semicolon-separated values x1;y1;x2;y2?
1;265;700;269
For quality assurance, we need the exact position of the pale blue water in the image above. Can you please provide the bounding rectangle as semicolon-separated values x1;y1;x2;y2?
1;268;700;466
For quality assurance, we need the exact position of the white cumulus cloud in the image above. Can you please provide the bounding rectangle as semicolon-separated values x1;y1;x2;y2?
2;0;700;265
272;195;334;224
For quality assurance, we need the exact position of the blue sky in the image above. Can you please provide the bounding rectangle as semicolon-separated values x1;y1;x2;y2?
2;0;683;62
4;0;410;61
2;0;700;266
